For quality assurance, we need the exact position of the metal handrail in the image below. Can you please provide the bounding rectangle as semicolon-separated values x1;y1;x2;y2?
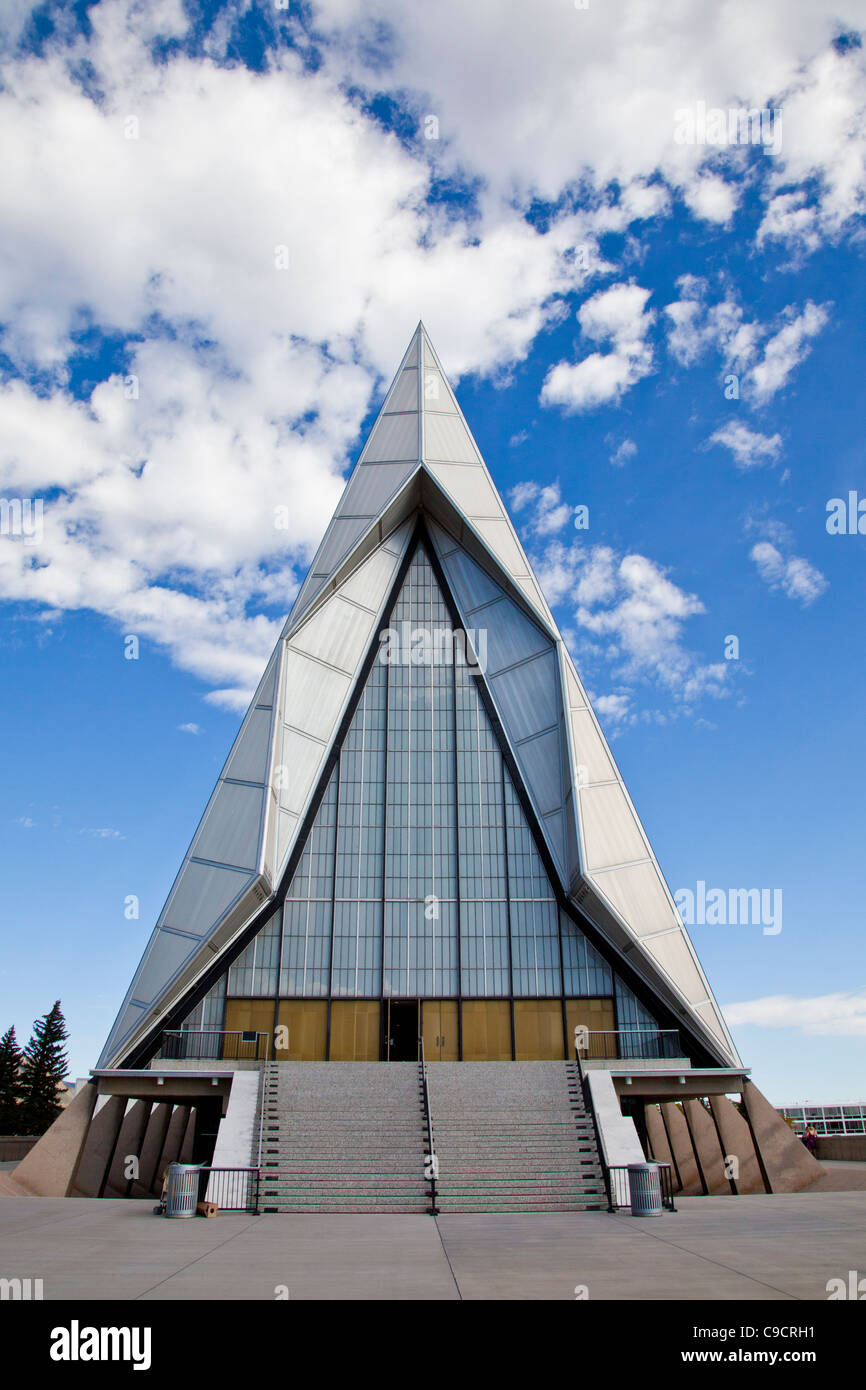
576;1028;683;1061
197;1166;260;1213
572;1044;614;1213
254;1061;271;1211
418;1036;439;1215
159;1029;270;1061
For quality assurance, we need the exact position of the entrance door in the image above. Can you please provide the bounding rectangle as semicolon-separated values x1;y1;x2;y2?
384;1000;419;1060
421;1000;459;1060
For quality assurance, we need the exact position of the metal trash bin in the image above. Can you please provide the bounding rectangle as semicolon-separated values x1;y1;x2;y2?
628;1162;663;1217
165;1163;201;1218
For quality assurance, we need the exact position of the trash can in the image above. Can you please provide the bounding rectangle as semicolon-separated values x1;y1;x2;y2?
165;1163;202;1218
628;1162;663;1217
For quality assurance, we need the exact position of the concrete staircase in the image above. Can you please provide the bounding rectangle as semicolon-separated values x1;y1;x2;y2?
427;1062;607;1212
259;1062;429;1213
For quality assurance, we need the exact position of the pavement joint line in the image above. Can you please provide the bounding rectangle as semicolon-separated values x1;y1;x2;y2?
615;1218;801;1300
432;1216;463;1300
132;1214;264;1300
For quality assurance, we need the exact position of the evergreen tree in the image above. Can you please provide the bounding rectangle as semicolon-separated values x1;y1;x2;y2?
18;1002;69;1136
0;1025;24;1133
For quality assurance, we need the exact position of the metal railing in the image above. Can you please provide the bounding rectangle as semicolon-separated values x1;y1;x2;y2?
198;1166;260;1212
418;1037;439;1215
158;1029;270;1061
608;1163;677;1212
572;1045;614;1213
577;1029;683;1061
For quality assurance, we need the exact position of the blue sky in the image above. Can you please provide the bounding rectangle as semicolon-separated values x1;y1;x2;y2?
0;0;864;1102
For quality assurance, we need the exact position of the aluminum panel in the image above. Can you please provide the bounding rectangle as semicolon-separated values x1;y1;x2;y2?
161;860;252;934
191;781;264;870
473;517;530;577
224;706;272;784
514;726;563;818
564;661;587;709
338;546;401;608
569;708;617;785
481;597;551;674
440;546;501;610
291;595;376;672
541;807;567;876
134;928;200;1004
280;652;352;742
345;462;416;517
276;809;299;872
693;1000;732;1048
384;367;419;413
427;461;502;515
640;929;708;1005
421;367;458;413
489;651;558;743
312;517;371;573
579;782;647;871
277;727;326;814
589;860;674;939
255;651;279;707
424;411;480;463
361;411;419;463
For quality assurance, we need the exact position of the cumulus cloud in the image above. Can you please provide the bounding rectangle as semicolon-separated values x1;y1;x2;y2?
708;422;783;469
724;990;866;1037
0;0;859;707
540;283;655;412
750;541;828;605
607;436;638;467
664;277;829;401
533;537;732;717
508;480;574;536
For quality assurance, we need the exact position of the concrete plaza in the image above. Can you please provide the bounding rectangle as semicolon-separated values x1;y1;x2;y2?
1;1191;864;1300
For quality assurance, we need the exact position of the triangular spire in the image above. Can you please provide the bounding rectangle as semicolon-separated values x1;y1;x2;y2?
99;325;740;1072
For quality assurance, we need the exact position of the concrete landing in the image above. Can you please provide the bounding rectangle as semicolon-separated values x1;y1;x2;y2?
1;1191;864;1300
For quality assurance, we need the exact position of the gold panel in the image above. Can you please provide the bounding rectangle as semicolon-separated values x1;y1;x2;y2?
421;1000;459;1061
329;1001;381;1060
565;998;616;1060
223;999;274;1059
461;1001;512;1061
514;1000;565;1060
276;1000;327;1060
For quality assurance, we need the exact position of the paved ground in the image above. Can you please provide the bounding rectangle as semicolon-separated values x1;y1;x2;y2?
2;1191;864;1300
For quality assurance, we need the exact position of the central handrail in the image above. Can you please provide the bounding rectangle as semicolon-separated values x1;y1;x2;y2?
418;1037;439;1216
572;1039;615;1214
253;1060;270;1214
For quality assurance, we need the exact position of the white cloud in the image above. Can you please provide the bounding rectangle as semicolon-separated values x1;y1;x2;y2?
664;278;829;401
13;815;35;828
708;421;783;469
608;436;638;467
749;301;830;403
533;538;731;713
81;827;125;840
750;541;828;605
724;990;866;1037
508;480;574;537
0;0;859;706
540;282;655;412
177;722;202;735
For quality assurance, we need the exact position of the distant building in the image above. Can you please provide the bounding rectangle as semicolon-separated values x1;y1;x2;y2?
778;1104;866;1137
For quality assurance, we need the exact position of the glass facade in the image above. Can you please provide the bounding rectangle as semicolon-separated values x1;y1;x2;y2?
185;544;659;1045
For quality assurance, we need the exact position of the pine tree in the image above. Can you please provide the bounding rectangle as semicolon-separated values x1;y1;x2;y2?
0;1026;24;1133
18;1002;69;1136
